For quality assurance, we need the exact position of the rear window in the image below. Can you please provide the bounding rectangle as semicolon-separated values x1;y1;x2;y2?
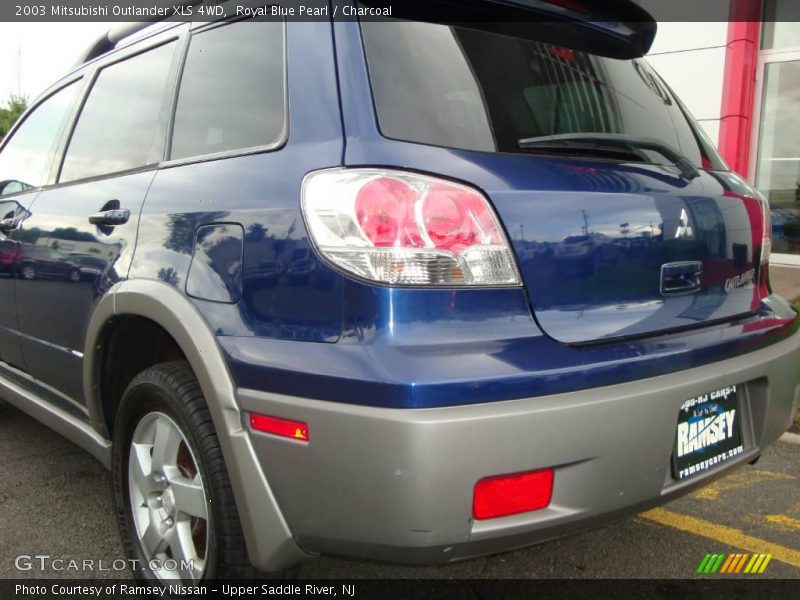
361;20;723;169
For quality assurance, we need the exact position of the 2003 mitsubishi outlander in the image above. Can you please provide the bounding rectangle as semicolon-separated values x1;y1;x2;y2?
0;0;798;583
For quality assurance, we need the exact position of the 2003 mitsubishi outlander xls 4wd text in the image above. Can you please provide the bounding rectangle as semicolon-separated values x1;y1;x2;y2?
0;0;798;583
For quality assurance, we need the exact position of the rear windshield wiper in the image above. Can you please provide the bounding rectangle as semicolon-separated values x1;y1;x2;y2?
517;133;700;181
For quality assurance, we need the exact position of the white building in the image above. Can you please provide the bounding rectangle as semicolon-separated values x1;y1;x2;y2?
645;0;800;265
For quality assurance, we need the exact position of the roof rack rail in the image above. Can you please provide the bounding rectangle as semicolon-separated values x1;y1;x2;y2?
73;0;202;67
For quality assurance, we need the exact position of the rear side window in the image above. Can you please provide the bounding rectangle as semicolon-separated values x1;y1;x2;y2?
170;20;286;161
0;82;78;194
361;21;724;169
60;42;177;183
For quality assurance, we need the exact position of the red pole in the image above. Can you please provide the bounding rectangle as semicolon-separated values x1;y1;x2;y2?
718;0;762;178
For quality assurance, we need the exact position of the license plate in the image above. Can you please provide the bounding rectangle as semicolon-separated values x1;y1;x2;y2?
672;385;744;480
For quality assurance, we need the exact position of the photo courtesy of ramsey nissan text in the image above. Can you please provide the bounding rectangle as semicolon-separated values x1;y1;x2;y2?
0;0;798;598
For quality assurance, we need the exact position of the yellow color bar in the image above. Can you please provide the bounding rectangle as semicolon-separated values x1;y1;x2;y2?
743;554;760;573
758;555;772;574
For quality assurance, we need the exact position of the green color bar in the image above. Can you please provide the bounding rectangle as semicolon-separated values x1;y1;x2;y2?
710;553;726;573
704;554;718;573
697;554;712;573
704;554;719;573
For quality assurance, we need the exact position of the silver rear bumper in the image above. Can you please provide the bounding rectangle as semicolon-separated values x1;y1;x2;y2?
237;330;800;565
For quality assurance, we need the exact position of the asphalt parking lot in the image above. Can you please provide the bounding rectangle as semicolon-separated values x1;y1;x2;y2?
0;404;798;580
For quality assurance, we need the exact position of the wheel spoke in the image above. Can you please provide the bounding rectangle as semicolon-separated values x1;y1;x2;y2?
151;417;182;473
170;475;208;520
130;443;157;498
186;558;206;582
169;521;201;580
139;519;168;558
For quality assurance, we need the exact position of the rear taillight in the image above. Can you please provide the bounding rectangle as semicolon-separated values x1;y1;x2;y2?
473;468;554;520
301;169;521;286
760;199;772;265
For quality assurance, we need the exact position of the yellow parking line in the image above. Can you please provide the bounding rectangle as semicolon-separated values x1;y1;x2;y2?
640;508;800;569
692;469;794;501
764;514;800;532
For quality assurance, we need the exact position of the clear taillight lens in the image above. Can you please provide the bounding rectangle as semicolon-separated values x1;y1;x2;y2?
761;199;772;265
301;169;521;286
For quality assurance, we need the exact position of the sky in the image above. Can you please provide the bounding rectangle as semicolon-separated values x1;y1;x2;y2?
0;23;115;103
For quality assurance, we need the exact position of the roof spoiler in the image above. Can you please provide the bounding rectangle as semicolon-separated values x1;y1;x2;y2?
359;0;658;59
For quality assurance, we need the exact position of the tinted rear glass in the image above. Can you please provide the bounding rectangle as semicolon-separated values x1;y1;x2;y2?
361;21;723;169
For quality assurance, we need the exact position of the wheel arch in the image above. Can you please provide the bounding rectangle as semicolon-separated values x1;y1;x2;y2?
84;278;307;572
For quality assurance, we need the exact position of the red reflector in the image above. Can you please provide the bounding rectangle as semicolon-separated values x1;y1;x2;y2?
473;468;554;520
249;413;309;442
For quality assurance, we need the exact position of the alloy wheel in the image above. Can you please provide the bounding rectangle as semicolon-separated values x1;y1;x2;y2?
128;412;209;581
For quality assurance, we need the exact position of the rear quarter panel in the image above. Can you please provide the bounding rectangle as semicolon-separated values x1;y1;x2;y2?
129;21;344;343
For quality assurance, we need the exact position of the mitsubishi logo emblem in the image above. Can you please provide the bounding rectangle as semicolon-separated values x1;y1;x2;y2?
675;208;693;238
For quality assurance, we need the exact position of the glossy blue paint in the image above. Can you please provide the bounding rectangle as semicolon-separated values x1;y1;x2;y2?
0;17;794;415
128;18;798;409
186;223;244;304
332;19;769;345
13;170;150;401
130;20;344;342
176;16;790;410
221;305;798;409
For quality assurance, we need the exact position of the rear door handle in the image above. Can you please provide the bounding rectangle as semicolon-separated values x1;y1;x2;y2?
89;208;130;227
661;261;702;296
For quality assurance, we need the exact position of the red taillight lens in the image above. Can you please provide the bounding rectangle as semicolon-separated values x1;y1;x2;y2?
355;177;422;248
249;413;309;442
302;168;521;287
422;184;502;253
473;468;554;520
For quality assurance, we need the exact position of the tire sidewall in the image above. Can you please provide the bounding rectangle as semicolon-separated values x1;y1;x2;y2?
112;375;219;583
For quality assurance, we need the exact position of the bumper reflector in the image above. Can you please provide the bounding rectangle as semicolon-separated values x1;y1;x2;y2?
473;468;554;520
249;413;309;442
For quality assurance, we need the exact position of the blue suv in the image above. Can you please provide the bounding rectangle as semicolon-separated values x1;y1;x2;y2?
0;2;798;583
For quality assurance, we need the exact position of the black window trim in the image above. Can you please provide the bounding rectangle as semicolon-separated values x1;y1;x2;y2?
51;24;190;189
160;16;289;171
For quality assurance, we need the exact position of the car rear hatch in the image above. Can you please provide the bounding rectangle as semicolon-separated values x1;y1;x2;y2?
354;11;771;344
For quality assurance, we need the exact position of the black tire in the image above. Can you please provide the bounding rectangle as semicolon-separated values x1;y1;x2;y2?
112;361;262;581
